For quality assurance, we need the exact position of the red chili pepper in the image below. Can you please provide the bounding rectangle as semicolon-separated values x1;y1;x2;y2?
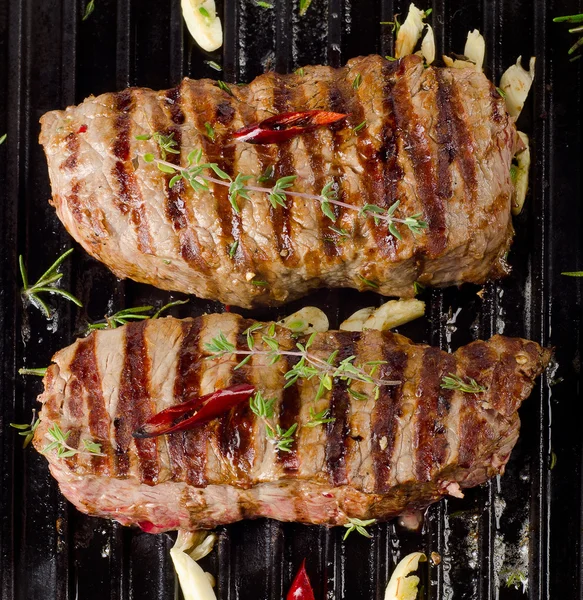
287;560;315;600
233;110;347;144
77;124;88;133
132;383;255;438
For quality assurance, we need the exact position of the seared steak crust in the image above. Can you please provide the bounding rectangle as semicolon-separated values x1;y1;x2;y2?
34;315;549;532
39;55;517;308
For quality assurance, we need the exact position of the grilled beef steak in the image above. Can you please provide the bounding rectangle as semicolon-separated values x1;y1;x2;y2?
33;314;549;532
39;55;518;308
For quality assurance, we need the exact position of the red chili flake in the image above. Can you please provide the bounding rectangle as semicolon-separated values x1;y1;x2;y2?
77;124;88;134
321;492;333;498
287;560;315;600
224;305;232;312
233;110;347;144
132;383;255;438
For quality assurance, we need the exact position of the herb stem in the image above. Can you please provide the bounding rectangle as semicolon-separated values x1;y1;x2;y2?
145;155;424;229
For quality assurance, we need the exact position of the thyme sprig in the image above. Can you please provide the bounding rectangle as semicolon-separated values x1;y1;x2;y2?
19;249;82;318
42;423;104;458
249;391;298;452
138;141;427;241
343;517;376;540
204;324;398;403
87;300;188;331
10;411;40;448
441;374;486;394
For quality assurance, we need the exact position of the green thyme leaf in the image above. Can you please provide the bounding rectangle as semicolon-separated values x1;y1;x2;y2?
357;274;379;289
299;0;312;17
205;60;222;71
82;0;95;21
217;80;234;96
204;121;216;142
228;240;239;258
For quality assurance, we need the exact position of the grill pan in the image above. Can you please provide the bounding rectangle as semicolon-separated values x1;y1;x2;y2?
1;0;582;598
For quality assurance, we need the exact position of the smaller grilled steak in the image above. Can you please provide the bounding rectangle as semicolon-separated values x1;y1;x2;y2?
34;315;549;532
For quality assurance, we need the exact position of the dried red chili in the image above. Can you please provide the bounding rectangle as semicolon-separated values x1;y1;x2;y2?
233;110;347;144
132;383;255;438
287;560;316;600
77;124;88;133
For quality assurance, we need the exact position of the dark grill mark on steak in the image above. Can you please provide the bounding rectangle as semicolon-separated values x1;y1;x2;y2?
369;60;403;258
61;132;79;170
294;75;336;261
327;81;350;225
217;320;255;481
111;90;154;255
391;61;446;257
276;351;301;472
216;101;235;126
325;332;360;486
414;347;455;481
69;335;110;474
115;322;159;484
442;75;478;204
372;342;407;493
166;84;186;125
456;341;495;468
170;319;208;487
271;75;298;266
434;70;455;205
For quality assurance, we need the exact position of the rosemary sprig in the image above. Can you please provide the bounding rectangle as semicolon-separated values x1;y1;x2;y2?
19;249;82;318
216;80;234;96
87;300;188;331
352;120;367;135
10;411;40;448
343;517;376;540
42;423;105;458
554;13;583;59
249;391;297;452
204;325;398;403
138;140;428;240
18;367;48;377
82;0;95;20
441;374;486;394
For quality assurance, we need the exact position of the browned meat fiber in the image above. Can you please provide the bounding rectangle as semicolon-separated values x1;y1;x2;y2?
39;55;519;308
34;314;549;532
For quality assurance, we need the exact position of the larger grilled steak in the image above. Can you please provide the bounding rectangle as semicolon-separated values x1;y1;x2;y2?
39;55;518;308
33;314;549;532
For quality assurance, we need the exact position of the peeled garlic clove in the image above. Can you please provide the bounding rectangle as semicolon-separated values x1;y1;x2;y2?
421;24;435;65
464;29;486;71
499;56;536;118
182;0;223;52
384;552;427;600
395;4;426;58
279;307;329;334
